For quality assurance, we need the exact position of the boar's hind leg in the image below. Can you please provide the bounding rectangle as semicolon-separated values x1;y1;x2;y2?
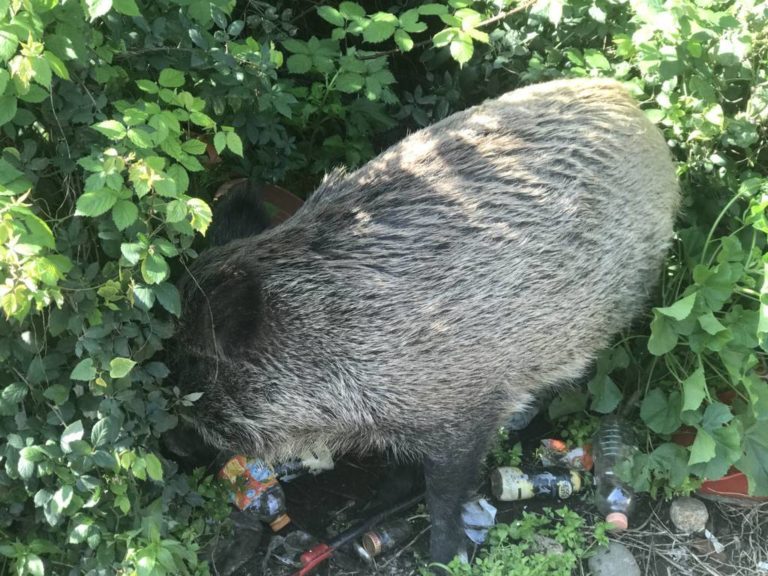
424;424;495;566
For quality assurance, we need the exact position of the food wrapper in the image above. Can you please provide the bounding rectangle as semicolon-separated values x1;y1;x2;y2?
219;455;278;511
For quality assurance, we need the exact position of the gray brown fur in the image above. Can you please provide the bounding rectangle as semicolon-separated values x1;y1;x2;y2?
173;78;679;562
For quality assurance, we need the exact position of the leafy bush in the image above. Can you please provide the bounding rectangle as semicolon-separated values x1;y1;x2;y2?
0;0;767;574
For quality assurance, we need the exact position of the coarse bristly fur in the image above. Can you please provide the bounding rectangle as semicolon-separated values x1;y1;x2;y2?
170;77;680;564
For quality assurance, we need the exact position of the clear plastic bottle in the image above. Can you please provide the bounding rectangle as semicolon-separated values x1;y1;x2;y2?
592;416;636;530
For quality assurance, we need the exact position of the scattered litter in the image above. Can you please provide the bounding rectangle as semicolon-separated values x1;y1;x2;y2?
359;519;413;561
491;466;582;501
592;416;636;530
538;438;593;471
461;498;497;544
757;560;768;572
704;528;725;554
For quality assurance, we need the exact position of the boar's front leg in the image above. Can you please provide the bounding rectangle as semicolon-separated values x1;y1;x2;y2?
424;426;495;566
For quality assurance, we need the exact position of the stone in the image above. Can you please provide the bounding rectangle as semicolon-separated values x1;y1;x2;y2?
588;542;641;576
531;534;564;556
669;496;709;534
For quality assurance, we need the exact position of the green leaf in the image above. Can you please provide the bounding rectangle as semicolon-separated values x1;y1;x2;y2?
86;0;112;20
213;132;227;154
317;6;345;27
61;420;84;452
739;423;768;495
136;79;158;93
70;359;96;381
43;385;70;405
450;35;474;65
75;191;118;217
656;292;696;320
584;49;611;70
432;28;455;48
701;402;733;431
120;242;144;265
363;20;396;43
127;127;154;148
91;417;119;447
145;453;163;481
189;112;215;128
698;312;726;335
113;0;140;16
92;120;126;140
339;1;365;18
418;3;448;15
2;382;27;403
112;200;138;230
187;198;212;233
648;312;678;356
158;68;185;88
682;365;707;412
109;357;136;379
165;199;187;223
24;554;44;576
141;253;169;284
286;54;312;74
394;29;414;52
0;29;19;63
689;428;717;465
153;283;181;316
641;389;682;434
588;374;622;414
548;389;588;419
0;95;18;126
335;72;364;93
43;51;69;80
226;132;243;156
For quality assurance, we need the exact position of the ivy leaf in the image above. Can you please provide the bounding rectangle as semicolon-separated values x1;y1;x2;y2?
701;402;733;431
682;365;707;412
588;374;622;414
109;357;136;379
112;200;138;230
641;389;682;434
688;428;717;465
698;312;726;335
158;68;185;88
70;359;96;381
656;292;697;320
738;423;768;495
86;0;112;20
648;311;678;356
317;6;345;27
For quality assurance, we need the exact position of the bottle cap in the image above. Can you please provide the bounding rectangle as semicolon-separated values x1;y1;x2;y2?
269;514;291;532
362;531;383;556
606;512;628;531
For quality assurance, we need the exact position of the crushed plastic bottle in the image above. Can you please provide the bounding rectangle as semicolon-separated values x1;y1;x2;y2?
219;455;291;532
592;416;637;531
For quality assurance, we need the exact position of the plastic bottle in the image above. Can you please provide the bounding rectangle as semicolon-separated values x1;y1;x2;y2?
219;455;291;532
592;416;636;531
490;466;582;501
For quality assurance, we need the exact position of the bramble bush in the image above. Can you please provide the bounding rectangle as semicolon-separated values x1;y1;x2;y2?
0;0;766;574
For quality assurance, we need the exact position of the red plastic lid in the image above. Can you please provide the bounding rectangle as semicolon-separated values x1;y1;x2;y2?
606;512;628;531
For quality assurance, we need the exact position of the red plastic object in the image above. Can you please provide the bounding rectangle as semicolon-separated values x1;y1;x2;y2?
293;544;333;576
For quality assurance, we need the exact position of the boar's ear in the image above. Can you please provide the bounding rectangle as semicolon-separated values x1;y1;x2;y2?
181;263;263;356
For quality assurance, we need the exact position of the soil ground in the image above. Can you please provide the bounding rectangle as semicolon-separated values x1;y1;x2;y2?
219;415;768;576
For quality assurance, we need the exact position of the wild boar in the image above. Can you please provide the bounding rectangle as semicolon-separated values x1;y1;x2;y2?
170;78;680;563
